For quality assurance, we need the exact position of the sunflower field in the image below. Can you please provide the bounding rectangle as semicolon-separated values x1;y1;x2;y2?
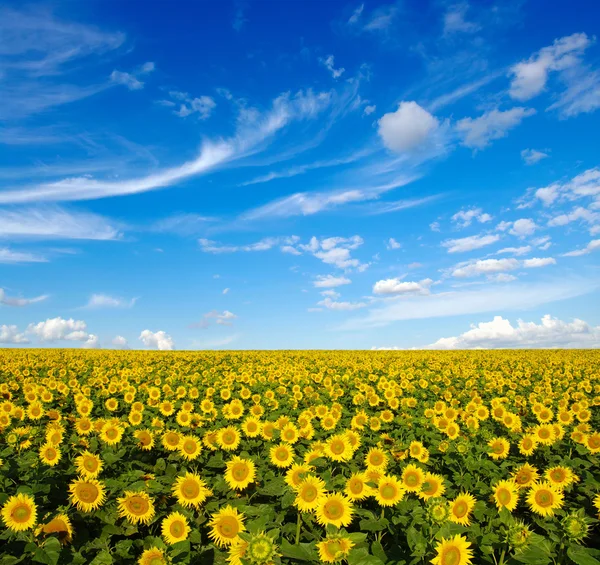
0;349;599;565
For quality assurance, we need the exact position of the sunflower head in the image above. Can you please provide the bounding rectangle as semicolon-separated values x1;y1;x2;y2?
208;505;246;548
427;498;450;524
161;511;190;545
561;512;590;542
246;532;279;564
316;533;355;564
1;493;37;532
506;521;532;550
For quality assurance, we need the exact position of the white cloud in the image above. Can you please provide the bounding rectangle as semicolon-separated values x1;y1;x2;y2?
378;101;439;153
428;314;600;349
547;206;598;228
0;207;122;240
509;33;592;101
0;325;29;344
532;236;552;250
300;236;365;270
373;278;433;295
443;3;480;35
201;310;238;327
348;3;364;25
496;246;531;256
386;238;401;250
562;239;600;257
317;297;367;311
442;234;500;253
0;288;48;306
509;218;538;237
320;55;345;79
152;213;214;236
313;274;352;288
139;329;174;350
110;70;143;91
0;89;332;203
452;258;520;278
222;288;230;295
451;207;493;228
363;104;376;116
320;289;340;299
0;247;47;264
82;334;100;349
28;317;89;342
521;148;549;165
111;335;129;349
456;107;536;149
85;294;136;309
522;257;556;268
166;92;217;119
430;221;441;232
530;168;600;207
338;278;597;330
199;236;299;254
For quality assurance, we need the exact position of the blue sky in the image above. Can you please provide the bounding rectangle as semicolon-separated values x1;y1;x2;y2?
1;0;599;350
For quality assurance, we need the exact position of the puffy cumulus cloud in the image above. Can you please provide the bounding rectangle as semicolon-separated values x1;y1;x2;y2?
451;207;492;228
521;148;549;165
297;236;366;270
428;314;600;349
0;324;29;344
377;101;439;153
373;278;433;295
84;294;137;308
313;274;352;288
82;334;100;349
0;288;48;306
547;206;598;228
317;297;367;311
509;33;592;101
442;234;500;253
111;335;129;350
456;107;536;149
528;168;600;207
27;317;89;342
523;257;557;268
509;218;537;237
563;239;600;257
452;258;520;278
386;238;401;250
139;330;174;350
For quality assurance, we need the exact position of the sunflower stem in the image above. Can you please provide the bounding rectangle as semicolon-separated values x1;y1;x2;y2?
295;512;301;544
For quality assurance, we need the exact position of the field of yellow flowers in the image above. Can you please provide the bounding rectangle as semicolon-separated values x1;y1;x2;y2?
0;349;599;565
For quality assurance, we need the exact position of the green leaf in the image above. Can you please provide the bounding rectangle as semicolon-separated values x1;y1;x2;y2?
347;547;386;565
567;545;600;565
88;551;114;565
358;517;389;532
371;541;388;563
280;539;318;562
32;537;62;565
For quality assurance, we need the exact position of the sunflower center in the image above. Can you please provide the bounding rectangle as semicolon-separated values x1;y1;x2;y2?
330;441;345;454
302;485;318;502
106;428;118;439
276;448;288;461
589;436;600;448
182;480;200;499
247;422;257;432
167;434;179;446
170;520;184;537
550;470;565;482
46;448;57;459
77;484;99;502
12;505;31;523
349;479;363;494
217;516;239;538
232;464;249;481
497;488;511;505
535;490;553;507
223;432;236;444
370;454;382;466
423;481;437;495
325;541;342;558
453;501;467;517
441;546;461;565
381;484;397;500
405;473;419;487
323;501;343;519
183;441;196;454
492;443;503;453
84;458;98;471
127;496;149;515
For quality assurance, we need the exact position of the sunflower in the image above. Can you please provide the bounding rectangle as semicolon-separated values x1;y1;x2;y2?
431;535;473;565
246;532;279;564
315;493;354;528
172;472;212;508
269;443;295;468
585;432;600;454
294;475;327;512
135;429;155;451
225;456;256;491
344;473;373;501
1;493;37;532
545;466;579;490
161;511;190;544
317;533;355;563
488;437;510;460
208;505;246;548
280;423;299;444
526;482;564;517
241;416;262;438
38;514;73;545
162;430;181;451
419;473;446;500
375;475;406;507
215;426;241;451
178;435;202;460
401;464;425;493
285;464;314;489
518;435;537;456
117;491;156;525
512;463;539;489
39;443;62;466
138;547;167;565
99;422;124;445
324;433;353;462
449;493;476;526
74;451;103;479
492;480;519;512
593;494;600;519
365;447;388;470
69;479;106;512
